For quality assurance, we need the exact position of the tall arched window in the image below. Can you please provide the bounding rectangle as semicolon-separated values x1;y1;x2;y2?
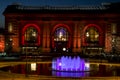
22;24;40;46
85;27;99;45
25;27;38;43
54;27;68;41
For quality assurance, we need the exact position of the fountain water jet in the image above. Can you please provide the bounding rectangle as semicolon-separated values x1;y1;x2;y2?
52;56;89;72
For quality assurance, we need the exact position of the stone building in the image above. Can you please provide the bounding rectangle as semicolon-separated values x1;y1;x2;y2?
3;2;120;55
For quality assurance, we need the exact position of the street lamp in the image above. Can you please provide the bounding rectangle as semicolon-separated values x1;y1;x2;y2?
111;23;117;54
111;34;117;54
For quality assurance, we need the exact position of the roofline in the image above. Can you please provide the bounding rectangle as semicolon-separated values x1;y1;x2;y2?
3;2;120;14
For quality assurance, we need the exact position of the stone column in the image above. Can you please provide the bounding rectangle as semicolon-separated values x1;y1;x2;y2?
72;23;77;52
42;22;50;52
46;24;51;52
77;24;82;52
42;23;46;52
104;23;112;53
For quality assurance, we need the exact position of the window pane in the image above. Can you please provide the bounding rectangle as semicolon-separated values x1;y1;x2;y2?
54;27;68;41
86;27;99;45
25;27;37;43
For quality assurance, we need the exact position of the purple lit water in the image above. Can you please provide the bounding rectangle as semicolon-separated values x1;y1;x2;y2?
52;56;89;72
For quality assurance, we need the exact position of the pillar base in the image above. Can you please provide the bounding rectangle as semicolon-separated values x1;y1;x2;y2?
72;48;81;53
12;47;20;53
42;48;51;52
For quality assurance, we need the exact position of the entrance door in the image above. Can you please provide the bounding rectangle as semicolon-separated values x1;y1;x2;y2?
53;27;69;52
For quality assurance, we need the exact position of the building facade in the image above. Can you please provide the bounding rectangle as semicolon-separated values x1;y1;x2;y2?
0;28;5;52
3;3;120;55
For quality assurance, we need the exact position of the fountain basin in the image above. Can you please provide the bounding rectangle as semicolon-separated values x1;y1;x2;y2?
52;56;89;72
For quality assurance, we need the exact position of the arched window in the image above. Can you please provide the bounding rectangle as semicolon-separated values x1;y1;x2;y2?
85;27;99;45
54;27;68;41
25;27;37;43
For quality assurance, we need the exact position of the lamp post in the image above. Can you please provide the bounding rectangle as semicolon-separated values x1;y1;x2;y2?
111;23;117;54
111;34;117;54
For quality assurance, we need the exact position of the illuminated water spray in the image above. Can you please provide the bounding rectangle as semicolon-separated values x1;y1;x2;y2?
52;56;89;72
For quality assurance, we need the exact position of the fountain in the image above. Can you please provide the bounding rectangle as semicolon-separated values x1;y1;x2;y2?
52;56;90;72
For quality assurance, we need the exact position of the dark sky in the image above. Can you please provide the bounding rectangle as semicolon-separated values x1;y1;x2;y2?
0;0;120;28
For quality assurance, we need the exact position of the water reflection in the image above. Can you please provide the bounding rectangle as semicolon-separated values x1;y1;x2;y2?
52;70;90;78
0;56;120;78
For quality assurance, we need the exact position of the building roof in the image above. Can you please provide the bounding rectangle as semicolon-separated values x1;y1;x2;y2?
3;2;120;14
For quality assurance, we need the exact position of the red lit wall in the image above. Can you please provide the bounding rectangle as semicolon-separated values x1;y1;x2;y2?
105;34;112;52
12;37;20;52
0;35;5;52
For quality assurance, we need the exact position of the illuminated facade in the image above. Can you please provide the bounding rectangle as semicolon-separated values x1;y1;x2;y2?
0;28;5;52
3;3;120;54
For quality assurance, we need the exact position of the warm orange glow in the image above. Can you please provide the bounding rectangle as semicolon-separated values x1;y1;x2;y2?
78;28;81;48
12;37;20;52
43;27;46;48
47;27;50;48
8;23;13;32
105;34;112;52
73;25;77;48
73;39;77;48
78;38;81;48
0;37;5;52
111;23;116;34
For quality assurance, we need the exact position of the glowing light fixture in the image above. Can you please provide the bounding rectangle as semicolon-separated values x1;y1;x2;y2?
112;38;115;43
111;23;116;34
63;48;66;51
8;23;13;32
32;32;36;37
59;32;63;38
9;38;12;41
31;63;37;71
95;34;99;38
86;32;89;37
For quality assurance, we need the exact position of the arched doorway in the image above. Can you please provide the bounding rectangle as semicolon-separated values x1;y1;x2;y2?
82;24;103;55
52;24;71;53
21;24;40;55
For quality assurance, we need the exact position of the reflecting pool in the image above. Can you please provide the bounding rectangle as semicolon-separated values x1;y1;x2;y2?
0;56;120;78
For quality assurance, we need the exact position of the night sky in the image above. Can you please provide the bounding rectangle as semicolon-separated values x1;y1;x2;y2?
0;0;120;28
